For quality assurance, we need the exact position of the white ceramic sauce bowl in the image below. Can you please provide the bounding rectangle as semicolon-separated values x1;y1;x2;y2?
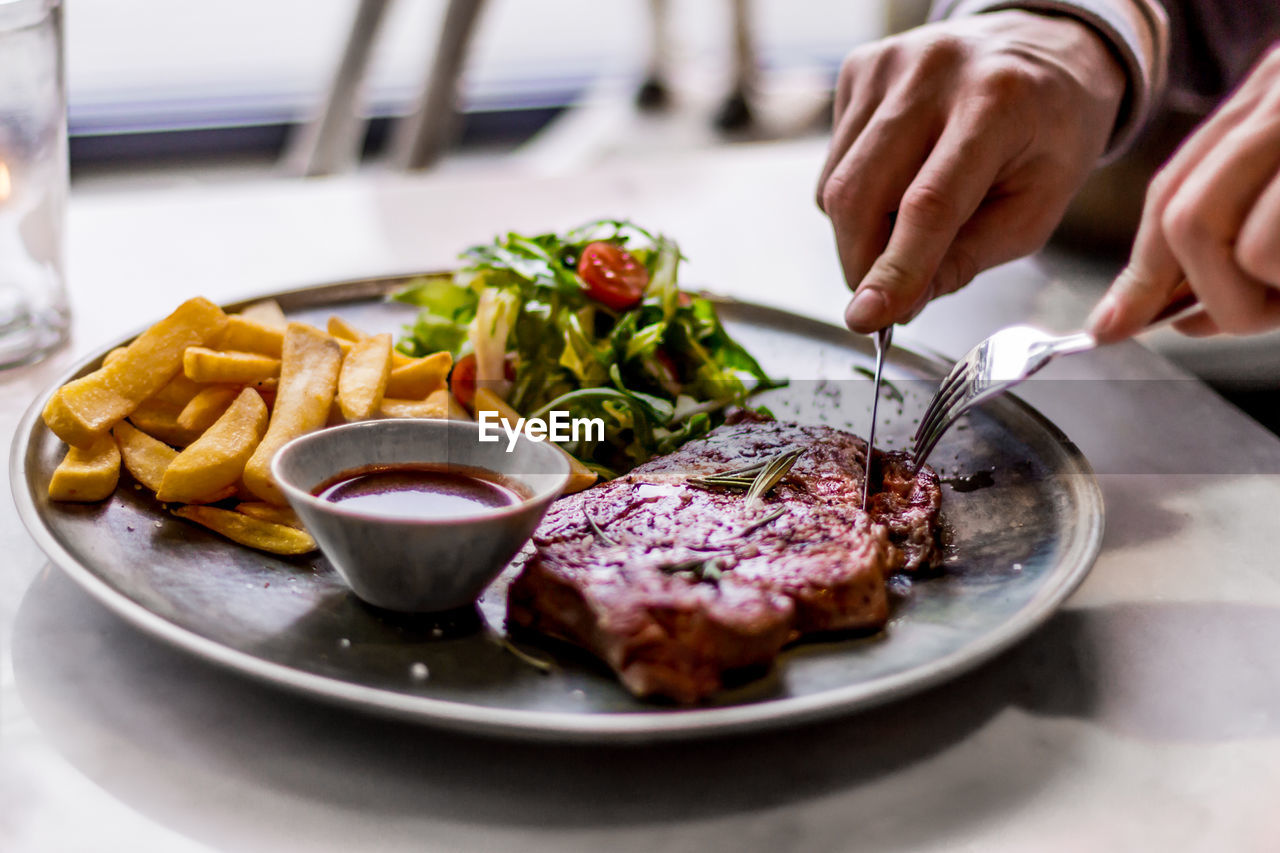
272;419;569;612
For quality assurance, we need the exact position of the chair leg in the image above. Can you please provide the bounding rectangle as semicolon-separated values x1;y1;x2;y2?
714;0;756;132
636;0;671;110
391;0;488;171
281;0;393;176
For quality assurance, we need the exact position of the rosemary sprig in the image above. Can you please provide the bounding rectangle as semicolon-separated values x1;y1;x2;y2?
659;553;731;583
656;506;789;584
496;634;554;674
737;506;787;537
688;448;804;507
584;509;617;546
854;365;904;403
745;450;803;506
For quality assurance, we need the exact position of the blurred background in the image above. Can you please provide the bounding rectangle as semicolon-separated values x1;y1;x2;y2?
66;0;899;190
60;0;1278;432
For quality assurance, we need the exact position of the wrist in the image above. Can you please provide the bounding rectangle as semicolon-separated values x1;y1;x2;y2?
940;0;1167;160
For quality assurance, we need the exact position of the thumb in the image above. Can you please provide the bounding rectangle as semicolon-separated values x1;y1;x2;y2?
845;253;932;333
1087;218;1184;344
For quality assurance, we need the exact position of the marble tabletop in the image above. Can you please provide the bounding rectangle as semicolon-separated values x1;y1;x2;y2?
5;140;1280;852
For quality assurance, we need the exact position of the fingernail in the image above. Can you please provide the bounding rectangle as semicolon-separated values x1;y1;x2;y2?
1085;294;1116;338
846;288;887;332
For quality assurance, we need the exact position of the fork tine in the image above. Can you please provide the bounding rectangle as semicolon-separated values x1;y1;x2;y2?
912;403;970;469
915;372;1014;469
912;362;984;470
914;363;973;449
911;364;967;447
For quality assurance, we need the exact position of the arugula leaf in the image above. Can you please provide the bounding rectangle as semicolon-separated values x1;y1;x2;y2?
624;320;667;361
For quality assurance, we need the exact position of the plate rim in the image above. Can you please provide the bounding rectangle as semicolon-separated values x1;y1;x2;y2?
10;274;1104;742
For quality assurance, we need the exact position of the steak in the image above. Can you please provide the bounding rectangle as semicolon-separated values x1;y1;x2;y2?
507;417;942;703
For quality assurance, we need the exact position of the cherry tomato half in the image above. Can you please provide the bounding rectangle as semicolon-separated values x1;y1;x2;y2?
450;352;516;410
577;242;649;311
450;353;478;409
653;348;682;393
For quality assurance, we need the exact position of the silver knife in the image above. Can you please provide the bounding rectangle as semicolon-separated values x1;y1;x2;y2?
862;324;893;511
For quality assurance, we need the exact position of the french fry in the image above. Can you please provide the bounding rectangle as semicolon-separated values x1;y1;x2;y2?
149;373;204;408
235;501;305;529
385;350;451;399
113;421;177;492
188;485;238;504
102;346;127;368
237;298;287;329
183;347;280;384
326;315;365;343
176;385;240;433
378;388;471;420
242;323;342;505
213;315;284;358
115;424;229;502
428;387;471;420
327;315;412;367
337;332;392;421
43;297;228;447
172;505;316;555
378;396;450;419
157;388;269;503
128;399;201;448
48;434;120;502
472;388;597;494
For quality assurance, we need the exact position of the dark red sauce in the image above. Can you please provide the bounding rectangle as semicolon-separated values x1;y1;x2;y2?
313;463;526;519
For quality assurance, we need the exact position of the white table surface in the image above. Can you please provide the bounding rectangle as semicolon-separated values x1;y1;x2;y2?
5;140;1280;853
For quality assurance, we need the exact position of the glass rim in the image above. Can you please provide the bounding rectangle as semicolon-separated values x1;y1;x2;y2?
0;0;59;31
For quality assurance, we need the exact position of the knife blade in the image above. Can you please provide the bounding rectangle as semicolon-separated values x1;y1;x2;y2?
861;324;892;511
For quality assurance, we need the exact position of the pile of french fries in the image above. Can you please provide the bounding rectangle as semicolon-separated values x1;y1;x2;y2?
42;296;468;555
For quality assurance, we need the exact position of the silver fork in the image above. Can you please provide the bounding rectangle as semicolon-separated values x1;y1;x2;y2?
911;290;1199;470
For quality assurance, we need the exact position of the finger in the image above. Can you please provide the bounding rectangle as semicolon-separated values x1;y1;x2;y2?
1161;124;1280;332
1151;78;1269;193
1085;214;1184;343
1085;135;1235;342
1173;289;1280;335
1086;139;1203;344
823;106;937;312
1165;295;1280;337
817;52;889;210
833;58;855;122
1092;76;1279;340
889;189;1066;326
1237;166;1280;285
1171;311;1219;337
845;110;1013;331
1091;88;1269;334
816;92;880;210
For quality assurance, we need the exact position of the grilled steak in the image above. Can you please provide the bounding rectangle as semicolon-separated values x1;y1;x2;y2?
507;418;941;703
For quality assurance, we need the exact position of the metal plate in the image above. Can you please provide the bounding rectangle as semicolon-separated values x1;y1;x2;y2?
11;275;1103;742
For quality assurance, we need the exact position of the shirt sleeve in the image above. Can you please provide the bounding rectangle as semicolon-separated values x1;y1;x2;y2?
930;0;1170;160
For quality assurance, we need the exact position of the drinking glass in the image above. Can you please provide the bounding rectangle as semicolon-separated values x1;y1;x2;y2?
0;0;67;369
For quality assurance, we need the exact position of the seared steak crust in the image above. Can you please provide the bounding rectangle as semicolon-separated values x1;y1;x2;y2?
507;420;941;703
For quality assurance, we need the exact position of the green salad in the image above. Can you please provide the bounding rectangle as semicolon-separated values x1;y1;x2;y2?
393;219;782;479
